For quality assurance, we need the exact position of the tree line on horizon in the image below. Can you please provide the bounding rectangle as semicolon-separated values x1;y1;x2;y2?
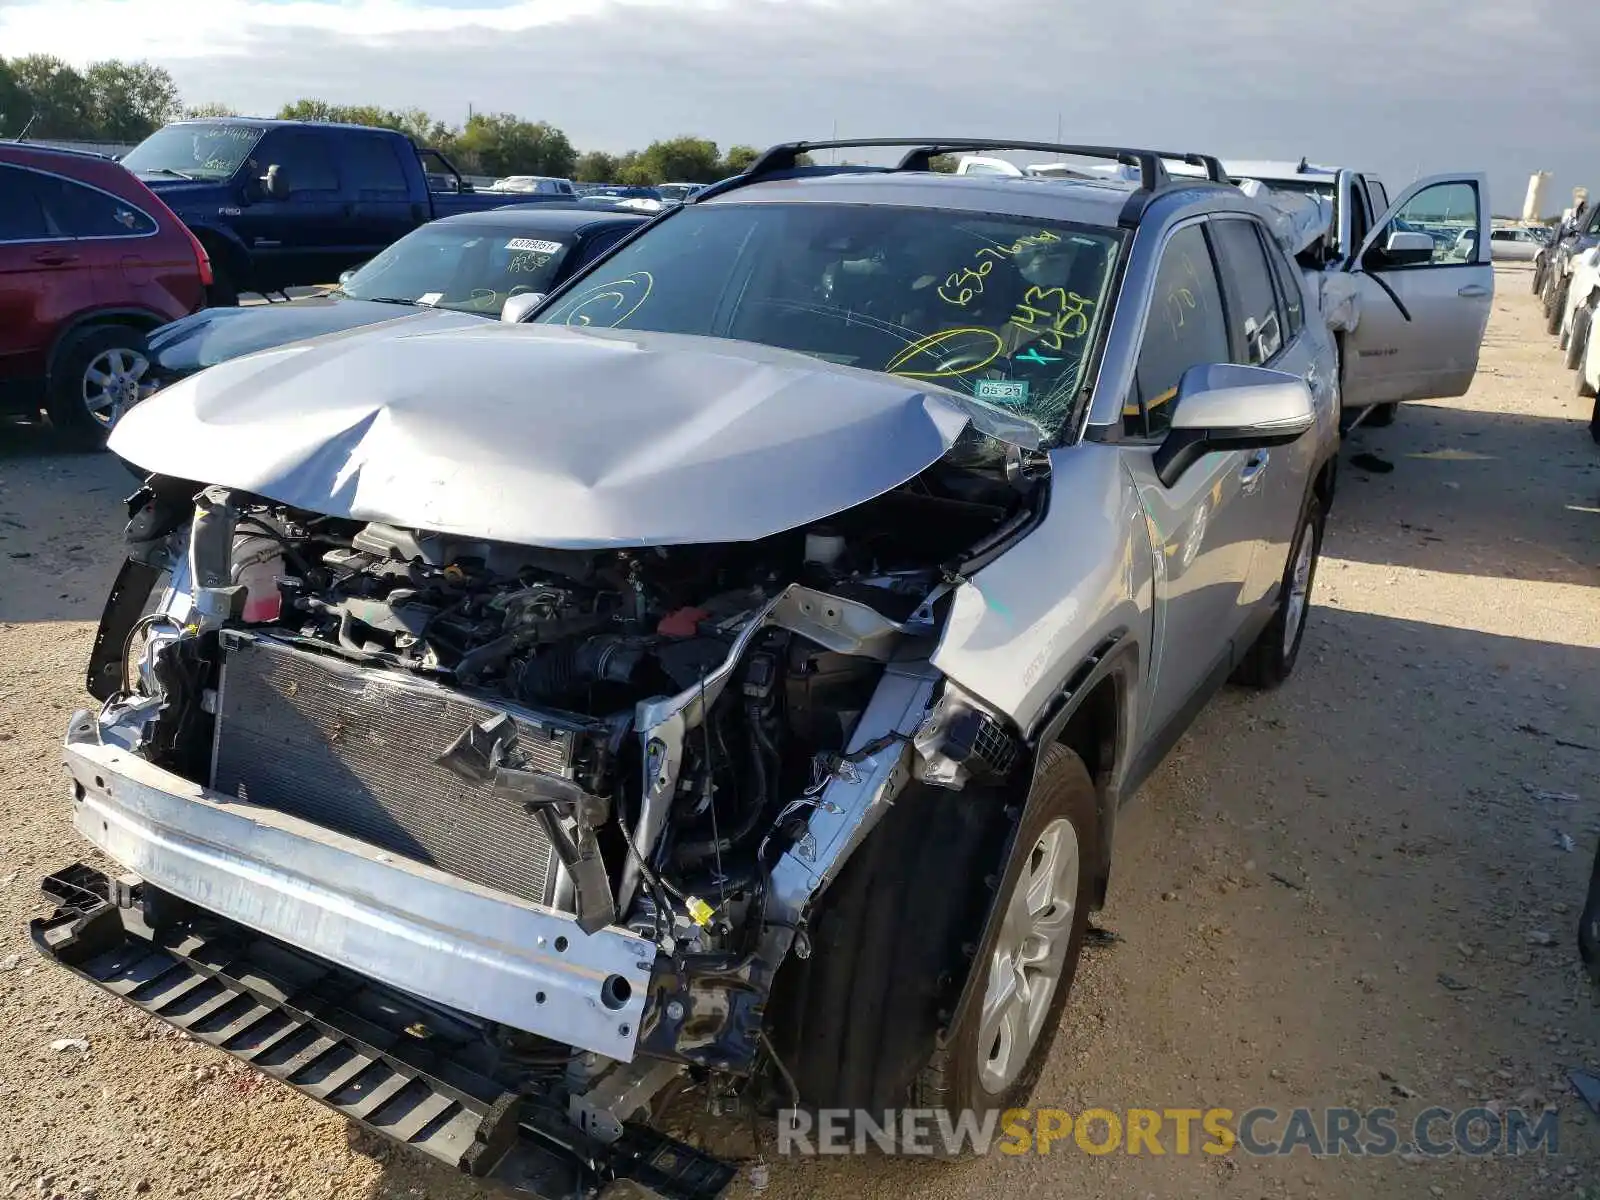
0;53;786;184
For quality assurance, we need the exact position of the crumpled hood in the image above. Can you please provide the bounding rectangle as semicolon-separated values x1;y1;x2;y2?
110;320;1038;548
147;297;460;377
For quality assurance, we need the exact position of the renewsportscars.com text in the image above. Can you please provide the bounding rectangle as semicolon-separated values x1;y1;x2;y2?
777;1106;1560;1158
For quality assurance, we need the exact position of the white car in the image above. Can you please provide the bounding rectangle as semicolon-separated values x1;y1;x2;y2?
1206;159;1491;429
1487;226;1544;262
490;175;578;197
1563;247;1600;381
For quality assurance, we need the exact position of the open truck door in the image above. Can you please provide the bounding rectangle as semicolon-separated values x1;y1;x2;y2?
1340;173;1493;410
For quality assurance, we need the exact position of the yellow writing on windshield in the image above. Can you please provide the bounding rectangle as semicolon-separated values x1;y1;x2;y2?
936;231;1063;309
886;328;1005;379
1010;286;1094;349
555;271;655;328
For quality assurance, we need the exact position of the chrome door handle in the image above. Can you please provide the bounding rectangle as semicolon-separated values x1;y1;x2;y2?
1239;450;1270;494
1458;284;1489;297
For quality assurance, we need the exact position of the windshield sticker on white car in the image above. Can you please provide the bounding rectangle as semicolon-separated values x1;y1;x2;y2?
975;378;1030;405
416;292;443;307
506;238;563;254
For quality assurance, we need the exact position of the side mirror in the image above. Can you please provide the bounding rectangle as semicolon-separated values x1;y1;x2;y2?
500;292;546;323
262;165;289;201
1154;363;1316;487
1375;229;1436;267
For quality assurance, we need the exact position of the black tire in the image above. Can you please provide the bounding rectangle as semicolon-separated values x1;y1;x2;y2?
1364;402;1399;428
1566;304;1591;371
206;260;240;308
1532;260;1546;295
1547;277;1570;336
1580;837;1600;986
45;325;150;450
1233;494;1324;690
776;745;1098;1134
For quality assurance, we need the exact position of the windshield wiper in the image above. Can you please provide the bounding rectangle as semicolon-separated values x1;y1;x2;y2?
352;296;422;307
141;167;198;180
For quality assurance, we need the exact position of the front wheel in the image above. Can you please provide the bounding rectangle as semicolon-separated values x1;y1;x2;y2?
776;745;1098;1135
1532;260;1547;295
45;325;151;450
1547;277;1570;336
916;746;1098;1120
1565;304;1592;371
1233;494;1324;689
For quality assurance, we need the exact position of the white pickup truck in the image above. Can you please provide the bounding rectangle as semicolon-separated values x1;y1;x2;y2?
957;153;1494;430
1213;159;1493;430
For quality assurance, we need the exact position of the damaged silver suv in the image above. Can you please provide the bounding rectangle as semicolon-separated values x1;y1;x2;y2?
35;140;1340;1198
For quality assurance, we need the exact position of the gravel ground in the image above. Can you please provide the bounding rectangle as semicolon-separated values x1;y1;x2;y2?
0;266;1596;1200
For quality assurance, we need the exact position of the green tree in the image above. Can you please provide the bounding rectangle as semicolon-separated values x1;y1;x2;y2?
84;60;180;141
184;101;239;119
623;136;722;185
8;54;92;138
927;154;958;174
276;98;341;122
574;150;621;183
276;99;401;128
457;112;576;178
0;58;28;137
392;107;451;146
720;144;760;175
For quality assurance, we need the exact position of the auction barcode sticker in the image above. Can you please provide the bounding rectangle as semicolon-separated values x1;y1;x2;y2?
506;238;563;254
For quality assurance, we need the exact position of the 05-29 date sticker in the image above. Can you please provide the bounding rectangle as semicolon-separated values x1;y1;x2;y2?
975;379;1030;405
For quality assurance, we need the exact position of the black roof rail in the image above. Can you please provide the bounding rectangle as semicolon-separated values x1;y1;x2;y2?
693;138;1234;223
740;138;1169;191
1151;151;1229;183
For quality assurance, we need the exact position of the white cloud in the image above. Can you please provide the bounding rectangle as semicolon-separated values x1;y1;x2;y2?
3;0;1597;208
0;0;728;60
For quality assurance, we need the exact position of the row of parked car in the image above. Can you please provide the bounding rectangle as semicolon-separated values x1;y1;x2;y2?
1532;199;1600;433
1;119;691;447
21;132;1496;1200
486;175;705;205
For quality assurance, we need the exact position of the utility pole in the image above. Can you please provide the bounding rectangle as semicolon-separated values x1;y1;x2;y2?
1056;112;1062;142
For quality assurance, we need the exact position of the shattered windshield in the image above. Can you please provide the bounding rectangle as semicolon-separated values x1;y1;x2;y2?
122;123;265;181
340;223;571;315
533;202;1123;435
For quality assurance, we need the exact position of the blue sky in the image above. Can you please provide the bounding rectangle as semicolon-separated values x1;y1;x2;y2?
3;0;1597;213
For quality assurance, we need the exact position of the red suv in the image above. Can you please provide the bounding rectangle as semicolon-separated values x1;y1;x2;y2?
0;143;211;446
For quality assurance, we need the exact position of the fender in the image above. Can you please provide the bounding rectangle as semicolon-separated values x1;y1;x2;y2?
936;633;1140;1047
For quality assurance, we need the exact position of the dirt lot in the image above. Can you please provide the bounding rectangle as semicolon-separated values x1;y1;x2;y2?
1;266;1597;1200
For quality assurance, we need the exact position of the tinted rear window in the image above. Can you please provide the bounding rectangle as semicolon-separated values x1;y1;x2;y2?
0;166;51;240
33;175;158;238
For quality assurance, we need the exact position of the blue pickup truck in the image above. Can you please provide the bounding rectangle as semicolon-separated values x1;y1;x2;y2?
118;119;513;303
